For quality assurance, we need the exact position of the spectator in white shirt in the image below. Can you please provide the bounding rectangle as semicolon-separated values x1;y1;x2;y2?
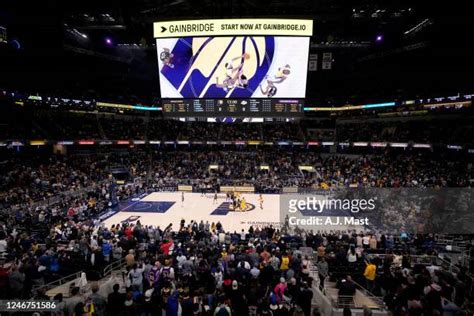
128;263;145;292
347;246;358;263
362;235;370;248
250;265;260;279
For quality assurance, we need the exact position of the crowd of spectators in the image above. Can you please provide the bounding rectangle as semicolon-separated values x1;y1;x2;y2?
100;117;146;140
0;150;149;209
0;182;109;298
219;123;262;141
0;111;473;315
147;149;473;191
2;106;474;146
2;108;474;147
262;123;305;142
1;148;472;210
1;200;473;315
334;119;474;145
314;232;474;315
173;122;222;142
0;159;321;313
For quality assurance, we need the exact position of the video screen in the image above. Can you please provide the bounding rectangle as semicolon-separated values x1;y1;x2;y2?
156;36;310;99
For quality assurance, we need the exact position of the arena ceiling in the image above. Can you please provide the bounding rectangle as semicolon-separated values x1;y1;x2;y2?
0;0;473;105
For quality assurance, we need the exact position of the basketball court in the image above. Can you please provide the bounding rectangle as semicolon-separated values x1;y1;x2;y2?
102;192;361;232
103;192;281;232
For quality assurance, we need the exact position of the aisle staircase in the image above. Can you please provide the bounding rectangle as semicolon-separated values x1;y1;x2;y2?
37;258;127;299
323;280;382;310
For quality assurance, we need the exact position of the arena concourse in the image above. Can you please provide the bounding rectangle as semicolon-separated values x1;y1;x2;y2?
0;1;473;316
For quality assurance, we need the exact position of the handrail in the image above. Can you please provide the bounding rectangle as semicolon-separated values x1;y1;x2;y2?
33;271;83;295
309;268;385;311
33;258;126;297
103;258;126;277
366;253;461;274
325;280;385;310
333;295;356;309
350;279;386;309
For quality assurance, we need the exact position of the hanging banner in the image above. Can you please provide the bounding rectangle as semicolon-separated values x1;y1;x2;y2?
322;52;332;70
309;53;318;71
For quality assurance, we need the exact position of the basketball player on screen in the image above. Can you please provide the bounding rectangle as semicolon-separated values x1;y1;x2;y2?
271;64;291;83
216;53;250;92
215;76;235;93
160;48;175;68
259;64;291;97
259;81;278;97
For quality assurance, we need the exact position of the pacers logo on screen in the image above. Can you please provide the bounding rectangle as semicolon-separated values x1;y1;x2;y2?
154;19;313;38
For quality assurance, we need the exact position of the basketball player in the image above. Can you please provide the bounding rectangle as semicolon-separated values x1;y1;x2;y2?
216;72;249;92
271;64;291;83
181;192;184;207
230;193;237;211
224;54;249;77
234;73;249;89
240;197;246;212
259;80;278;97
259;194;264;210
159;48;174;68
259;64;291;97
234;196;239;211
215;76;236;93
213;191;218;204
216;54;250;92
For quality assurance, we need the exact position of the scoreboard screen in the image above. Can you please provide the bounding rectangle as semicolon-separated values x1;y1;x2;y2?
162;98;304;117
154;19;312;99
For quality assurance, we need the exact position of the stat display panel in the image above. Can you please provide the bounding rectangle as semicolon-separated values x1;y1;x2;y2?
162;99;304;117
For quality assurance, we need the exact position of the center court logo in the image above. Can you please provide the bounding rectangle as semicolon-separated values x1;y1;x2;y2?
229;202;256;212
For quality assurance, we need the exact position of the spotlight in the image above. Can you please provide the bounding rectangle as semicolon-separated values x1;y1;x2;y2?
105;38;112;45
376;34;383;42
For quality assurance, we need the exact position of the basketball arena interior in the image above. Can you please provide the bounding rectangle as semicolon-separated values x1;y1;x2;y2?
0;1;473;315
